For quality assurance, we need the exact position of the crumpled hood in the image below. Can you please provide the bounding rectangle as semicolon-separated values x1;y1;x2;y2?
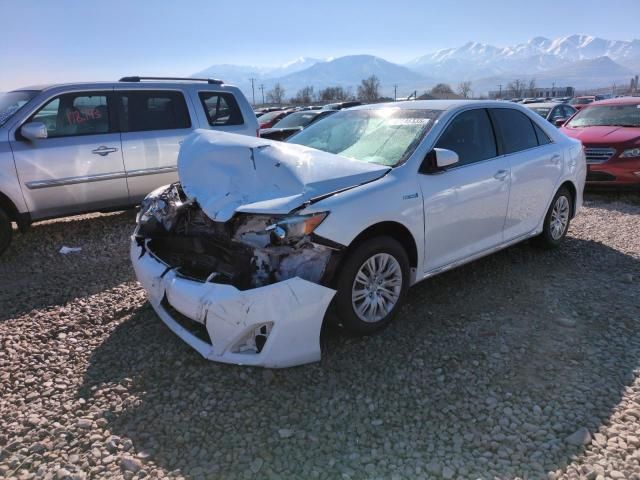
177;129;390;222
561;125;640;145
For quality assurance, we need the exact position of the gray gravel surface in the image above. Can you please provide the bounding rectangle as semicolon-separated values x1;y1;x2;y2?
1;193;639;480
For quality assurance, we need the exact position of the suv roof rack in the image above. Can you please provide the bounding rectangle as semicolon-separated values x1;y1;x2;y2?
119;76;224;85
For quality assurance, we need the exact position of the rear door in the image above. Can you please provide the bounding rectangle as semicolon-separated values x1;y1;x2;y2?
489;108;562;241
117;90;193;203
10;90;129;219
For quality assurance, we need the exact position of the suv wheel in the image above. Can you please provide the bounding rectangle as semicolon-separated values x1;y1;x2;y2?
0;208;12;256
333;236;410;334
535;186;572;249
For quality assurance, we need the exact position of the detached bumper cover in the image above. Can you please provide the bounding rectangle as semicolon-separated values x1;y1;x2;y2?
131;238;336;368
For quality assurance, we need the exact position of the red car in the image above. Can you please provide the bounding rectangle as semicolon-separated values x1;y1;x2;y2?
257;110;290;129
561;97;640;188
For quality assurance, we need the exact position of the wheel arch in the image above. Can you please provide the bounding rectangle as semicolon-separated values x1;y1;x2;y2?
558;180;577;218
347;221;418;269
0;191;30;231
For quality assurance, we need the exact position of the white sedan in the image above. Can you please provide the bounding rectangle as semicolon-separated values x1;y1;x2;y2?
131;100;586;367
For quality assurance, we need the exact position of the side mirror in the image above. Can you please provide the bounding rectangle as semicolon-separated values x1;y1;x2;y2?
553;118;567;128
21;122;48;141
420;148;459;174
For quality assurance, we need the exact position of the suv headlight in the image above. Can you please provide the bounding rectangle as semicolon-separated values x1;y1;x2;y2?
266;212;328;244
620;148;640;158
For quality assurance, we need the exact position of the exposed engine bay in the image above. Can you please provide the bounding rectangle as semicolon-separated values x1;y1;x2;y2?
135;183;338;290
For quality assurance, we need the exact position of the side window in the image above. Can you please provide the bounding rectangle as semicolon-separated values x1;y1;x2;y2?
533;122;552;146
562;105;575;118
199;92;243;126
550;106;565;121
30;92;110;138
490;109;538;154
434;109;497;166
119;91;191;132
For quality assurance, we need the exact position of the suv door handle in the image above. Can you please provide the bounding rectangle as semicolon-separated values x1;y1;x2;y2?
550;154;561;164
494;169;509;180
92;146;118;156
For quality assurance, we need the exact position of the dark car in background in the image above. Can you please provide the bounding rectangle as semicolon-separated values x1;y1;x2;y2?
257;110;291;128
524;102;577;127
561;97;640;188
259;110;336;141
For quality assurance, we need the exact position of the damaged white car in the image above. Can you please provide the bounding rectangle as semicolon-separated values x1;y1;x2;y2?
131;100;586;368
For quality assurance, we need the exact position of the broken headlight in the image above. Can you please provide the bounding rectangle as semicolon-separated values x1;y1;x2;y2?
136;185;183;231
266;212;328;244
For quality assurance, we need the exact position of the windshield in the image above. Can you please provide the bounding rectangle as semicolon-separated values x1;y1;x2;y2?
0;90;39;127
288;108;442;166
566;104;640;128
273;111;318;128
531;107;551;117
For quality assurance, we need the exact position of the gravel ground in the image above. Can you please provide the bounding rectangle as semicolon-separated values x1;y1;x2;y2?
1;193;639;480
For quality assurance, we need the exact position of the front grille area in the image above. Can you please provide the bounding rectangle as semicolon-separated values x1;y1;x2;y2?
587;171;617;182
584;147;616;164
161;295;212;345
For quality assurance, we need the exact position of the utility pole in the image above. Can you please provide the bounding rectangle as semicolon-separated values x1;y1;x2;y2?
393;84;398;101
259;84;265;105
552;81;555;98
498;84;502;99
249;78;256;106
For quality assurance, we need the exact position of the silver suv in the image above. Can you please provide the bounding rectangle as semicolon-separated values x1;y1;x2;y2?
0;76;258;255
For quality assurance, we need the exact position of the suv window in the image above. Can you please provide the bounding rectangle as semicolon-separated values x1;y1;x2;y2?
199;92;243;126
490;108;538;154
118;91;191;132
434;109;497;166
30;92;110;138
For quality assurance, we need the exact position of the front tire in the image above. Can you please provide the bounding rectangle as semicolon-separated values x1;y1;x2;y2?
333;236;410;335
534;186;572;249
0;208;12;256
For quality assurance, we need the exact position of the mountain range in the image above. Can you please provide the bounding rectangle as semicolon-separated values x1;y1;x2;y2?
193;35;640;99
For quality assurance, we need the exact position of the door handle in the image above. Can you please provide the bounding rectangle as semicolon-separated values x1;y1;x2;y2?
494;169;509;180
92;146;118;156
550;154;561;164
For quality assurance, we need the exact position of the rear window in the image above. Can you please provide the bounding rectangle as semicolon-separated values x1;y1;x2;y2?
199;92;244;126
118;91;191;132
490;109;539;154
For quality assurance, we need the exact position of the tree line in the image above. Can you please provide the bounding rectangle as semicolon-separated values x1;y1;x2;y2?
263;76;474;105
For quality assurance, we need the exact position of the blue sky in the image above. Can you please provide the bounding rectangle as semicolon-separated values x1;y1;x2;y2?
1;0;639;90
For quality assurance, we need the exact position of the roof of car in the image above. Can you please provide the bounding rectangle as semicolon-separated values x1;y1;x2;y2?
588;96;640;106
350;100;522;111
12;80;240;92
523;102;559;109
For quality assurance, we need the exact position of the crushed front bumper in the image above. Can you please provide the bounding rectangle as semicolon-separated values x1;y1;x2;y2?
131;237;336;368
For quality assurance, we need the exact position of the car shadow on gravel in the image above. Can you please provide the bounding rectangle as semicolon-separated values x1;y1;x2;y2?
79;236;640;479
0;210;136;322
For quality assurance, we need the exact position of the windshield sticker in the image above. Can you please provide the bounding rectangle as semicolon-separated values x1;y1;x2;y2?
388;118;430;126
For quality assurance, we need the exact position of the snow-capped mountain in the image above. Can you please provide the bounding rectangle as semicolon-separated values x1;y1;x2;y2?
407;35;640;75
192;35;639;99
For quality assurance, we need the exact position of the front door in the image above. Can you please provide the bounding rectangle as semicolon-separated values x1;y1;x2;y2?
10;91;129;219
418;108;511;273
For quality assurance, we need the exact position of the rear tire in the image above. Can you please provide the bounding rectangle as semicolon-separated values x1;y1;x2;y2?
333;236;410;335
0;208;12;256
534;186;572;249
